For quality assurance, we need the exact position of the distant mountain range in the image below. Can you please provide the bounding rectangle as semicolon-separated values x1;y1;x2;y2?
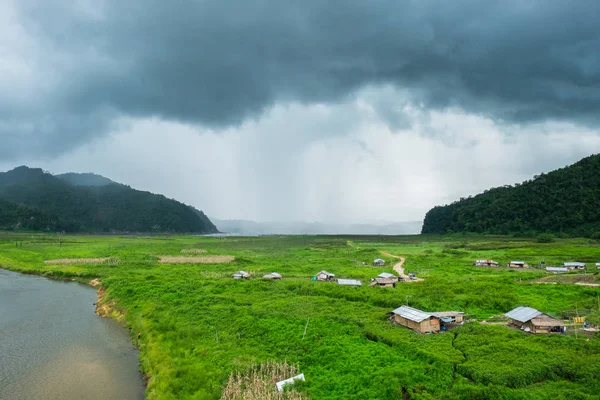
422;154;600;237
0;166;218;233
212;219;422;235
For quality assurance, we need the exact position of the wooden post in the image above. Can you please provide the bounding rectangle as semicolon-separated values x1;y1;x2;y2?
302;318;310;339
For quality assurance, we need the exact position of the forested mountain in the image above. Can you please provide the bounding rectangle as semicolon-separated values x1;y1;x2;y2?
422;154;600;236
56;172;115;187
0;166;218;233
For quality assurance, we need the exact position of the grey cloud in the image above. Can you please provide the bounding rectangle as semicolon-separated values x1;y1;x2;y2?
2;0;599;158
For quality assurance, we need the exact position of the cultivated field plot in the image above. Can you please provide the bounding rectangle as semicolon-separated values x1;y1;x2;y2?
181;249;207;253
157;255;234;264
1;234;599;399
44;257;118;265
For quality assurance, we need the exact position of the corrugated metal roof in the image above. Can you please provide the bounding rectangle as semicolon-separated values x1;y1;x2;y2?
392;306;432;323
431;311;464;318
564;262;586;267
378;272;396;279
510;261;525;264
546;267;568;272
596;263;600;267
316;270;334;277
263;272;282;279
275;373;305;392
374;258;385;263
337;279;362;286
370;278;397;285
505;306;542;323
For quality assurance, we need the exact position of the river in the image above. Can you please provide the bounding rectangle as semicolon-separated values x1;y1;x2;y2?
0;269;145;400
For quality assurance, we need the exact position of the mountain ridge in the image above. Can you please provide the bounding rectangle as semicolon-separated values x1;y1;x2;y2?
0;167;218;233
421;154;600;236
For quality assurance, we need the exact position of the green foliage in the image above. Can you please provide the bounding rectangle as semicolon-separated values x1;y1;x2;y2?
0;166;218;233
1;234;599;399
537;234;555;243
422;154;600;236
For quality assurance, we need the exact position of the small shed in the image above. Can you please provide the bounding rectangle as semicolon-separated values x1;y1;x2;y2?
596;263;600;269
370;277;397;288
505;306;564;334
233;270;250;279
373;258;386;266
377;272;399;281
431;311;465;324
546;266;568;273
337;278;362;286
507;261;528;268
391;306;440;333
474;259;499;267
315;270;335;281
263;272;282;280
564;262;586;270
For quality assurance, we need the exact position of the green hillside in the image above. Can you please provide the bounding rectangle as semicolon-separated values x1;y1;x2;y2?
0;166;218;233
422;154;600;236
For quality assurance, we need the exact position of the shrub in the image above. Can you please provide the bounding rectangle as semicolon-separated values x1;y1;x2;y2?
537;234;555;243
590;232;600;242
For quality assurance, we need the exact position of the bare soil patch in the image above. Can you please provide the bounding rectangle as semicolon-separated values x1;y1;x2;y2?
157;255;234;264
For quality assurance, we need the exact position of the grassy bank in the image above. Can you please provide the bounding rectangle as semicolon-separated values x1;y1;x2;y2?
1;233;599;399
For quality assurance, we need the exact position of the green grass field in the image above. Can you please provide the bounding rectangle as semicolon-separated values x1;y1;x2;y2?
1;233;599;399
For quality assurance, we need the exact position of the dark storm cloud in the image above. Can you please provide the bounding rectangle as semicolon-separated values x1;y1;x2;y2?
2;0;599;157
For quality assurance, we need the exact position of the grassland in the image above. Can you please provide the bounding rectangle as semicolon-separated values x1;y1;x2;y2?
1;233;599;399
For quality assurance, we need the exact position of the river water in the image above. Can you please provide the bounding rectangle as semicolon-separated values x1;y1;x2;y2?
0;269;145;400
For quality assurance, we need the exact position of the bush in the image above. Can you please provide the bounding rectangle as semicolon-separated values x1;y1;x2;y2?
591;232;600;242
537;234;555;243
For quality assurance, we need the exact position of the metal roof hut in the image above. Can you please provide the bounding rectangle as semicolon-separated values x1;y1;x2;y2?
233;270;250;280
564;262;586;270
596;263;600;269
546;266;568;273
315;270;335;281
263;272;282;280
377;272;399;281
505;306;565;334
337;279;362;286
507;261;528;268
391;306;440;333
474;259;499;267
370;277;397;288
373;258;386;266
431;311;465;324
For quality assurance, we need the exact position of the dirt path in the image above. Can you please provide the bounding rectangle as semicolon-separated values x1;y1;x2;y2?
379;251;423;282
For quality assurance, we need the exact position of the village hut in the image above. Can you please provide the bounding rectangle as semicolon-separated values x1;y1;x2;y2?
507;261;528;268
391;306;440;333
233;270;250;280
370;277;397;288
564;262;586;270
505;306;565;334
337;279;362;286
431;312;465;329
546;266;568;273
373;258;386;266
596;263;600;269
474;259;499;267
377;272;399;281
315;270;335;281
263;272;282;280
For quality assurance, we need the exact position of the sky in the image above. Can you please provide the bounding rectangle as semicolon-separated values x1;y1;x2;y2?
1;0;599;224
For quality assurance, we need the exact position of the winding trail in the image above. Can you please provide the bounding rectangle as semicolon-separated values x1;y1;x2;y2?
379;251;424;282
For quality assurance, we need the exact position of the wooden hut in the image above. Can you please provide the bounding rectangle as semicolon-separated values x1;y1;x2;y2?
505;306;565;334
391;306;440;333
263;272;282;280
564;262;586;270
315;270;335;281
546;266;568;273
377;272;399;282
370;278;397;288
373;258;386;266
507;261;528;268
233;270;250;280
